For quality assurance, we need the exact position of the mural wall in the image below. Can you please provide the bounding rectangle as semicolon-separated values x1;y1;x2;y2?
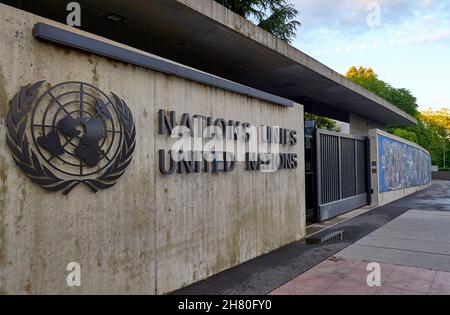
379;135;432;192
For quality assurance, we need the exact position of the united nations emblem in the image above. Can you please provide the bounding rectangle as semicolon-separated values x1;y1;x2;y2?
5;81;136;194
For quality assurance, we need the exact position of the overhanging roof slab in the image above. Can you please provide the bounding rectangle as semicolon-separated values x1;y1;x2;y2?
0;0;417;126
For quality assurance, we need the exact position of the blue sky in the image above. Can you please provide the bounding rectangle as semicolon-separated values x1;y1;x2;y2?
290;0;450;110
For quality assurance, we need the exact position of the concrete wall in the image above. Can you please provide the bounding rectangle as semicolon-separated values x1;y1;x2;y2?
369;129;432;207
349;113;384;137
378;183;431;206
0;4;305;294
176;0;416;126
432;172;450;181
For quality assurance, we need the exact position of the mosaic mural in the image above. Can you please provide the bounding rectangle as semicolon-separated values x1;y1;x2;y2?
379;135;432;193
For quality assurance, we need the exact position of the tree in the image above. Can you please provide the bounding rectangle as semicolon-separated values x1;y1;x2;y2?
305;113;341;132
391;128;418;143
345;66;450;169
420;108;450;132
215;0;300;43
215;0;264;19
419;109;450;169
345;66;418;117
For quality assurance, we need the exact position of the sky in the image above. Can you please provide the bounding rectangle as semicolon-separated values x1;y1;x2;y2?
290;0;450;111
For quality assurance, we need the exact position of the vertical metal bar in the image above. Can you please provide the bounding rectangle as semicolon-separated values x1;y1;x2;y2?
335;136;338;201
366;137;372;204
338;136;342;199
324;134;326;204
316;130;322;208
327;135;330;203
312;130;317;213
355;139;359;195
331;135;334;202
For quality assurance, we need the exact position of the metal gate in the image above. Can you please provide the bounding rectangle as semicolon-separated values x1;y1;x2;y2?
314;129;370;222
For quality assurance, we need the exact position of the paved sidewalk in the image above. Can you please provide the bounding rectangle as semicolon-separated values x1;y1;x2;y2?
339;210;450;272
174;181;450;295
272;209;450;295
270;256;450;295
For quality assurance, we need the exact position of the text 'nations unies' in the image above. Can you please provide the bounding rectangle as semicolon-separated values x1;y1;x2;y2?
157;110;299;175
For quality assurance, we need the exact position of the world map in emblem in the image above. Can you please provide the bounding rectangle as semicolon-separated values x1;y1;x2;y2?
6;81;136;194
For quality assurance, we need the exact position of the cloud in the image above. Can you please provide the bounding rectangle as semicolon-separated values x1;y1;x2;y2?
292;0;449;35
422;15;434;22
292;0;450;56
287;0;450;109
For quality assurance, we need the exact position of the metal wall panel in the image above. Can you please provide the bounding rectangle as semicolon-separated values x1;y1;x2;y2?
341;138;356;199
316;129;369;221
319;134;340;204
356;140;367;195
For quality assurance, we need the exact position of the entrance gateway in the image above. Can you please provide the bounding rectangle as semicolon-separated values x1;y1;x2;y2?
305;122;371;222
0;1;428;295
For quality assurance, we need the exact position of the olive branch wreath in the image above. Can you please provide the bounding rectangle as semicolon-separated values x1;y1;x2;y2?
5;81;136;195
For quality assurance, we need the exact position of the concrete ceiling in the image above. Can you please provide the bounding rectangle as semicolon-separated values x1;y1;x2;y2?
1;0;416;125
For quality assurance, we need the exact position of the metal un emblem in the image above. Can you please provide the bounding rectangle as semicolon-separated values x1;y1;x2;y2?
5;81;136;194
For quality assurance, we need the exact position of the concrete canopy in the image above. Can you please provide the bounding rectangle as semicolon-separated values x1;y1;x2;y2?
1;0;416;125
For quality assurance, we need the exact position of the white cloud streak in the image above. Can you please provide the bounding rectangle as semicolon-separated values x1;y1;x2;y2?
292;0;449;35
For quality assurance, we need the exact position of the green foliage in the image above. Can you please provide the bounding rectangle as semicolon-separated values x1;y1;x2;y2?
257;3;300;42
215;0;300;43
305;113;341;132
387;117;449;169
346;66;418;117
215;0;264;19
346;66;450;169
391;128;418;143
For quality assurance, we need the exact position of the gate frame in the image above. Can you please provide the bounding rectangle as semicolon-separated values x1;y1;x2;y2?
315;129;371;222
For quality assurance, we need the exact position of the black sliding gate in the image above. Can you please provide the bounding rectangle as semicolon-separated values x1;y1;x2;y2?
306;128;371;222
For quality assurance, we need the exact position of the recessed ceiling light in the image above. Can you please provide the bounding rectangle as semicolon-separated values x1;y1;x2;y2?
105;14;125;22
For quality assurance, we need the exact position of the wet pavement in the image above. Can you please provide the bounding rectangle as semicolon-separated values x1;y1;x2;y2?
339;210;450;272
392;180;450;211
272;181;450;295
173;181;450;295
270;257;450;295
